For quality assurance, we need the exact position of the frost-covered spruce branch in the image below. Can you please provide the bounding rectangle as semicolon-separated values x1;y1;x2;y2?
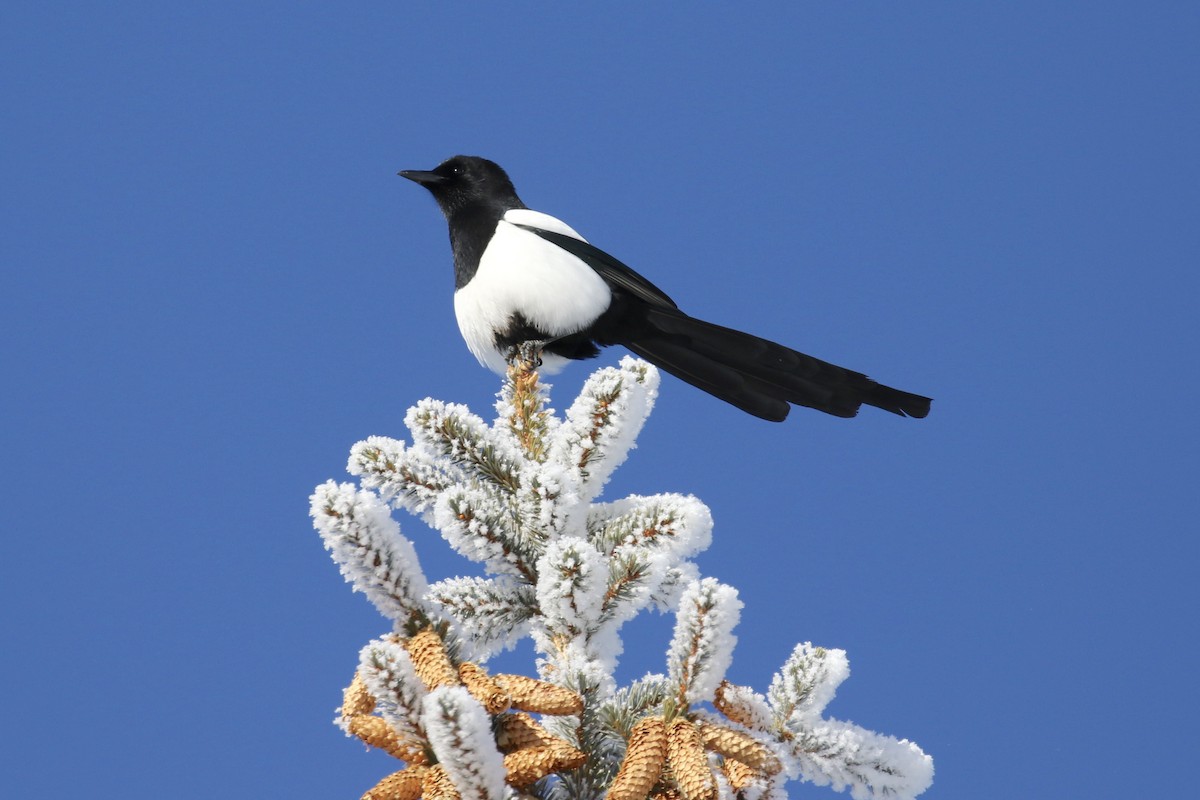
310;352;933;800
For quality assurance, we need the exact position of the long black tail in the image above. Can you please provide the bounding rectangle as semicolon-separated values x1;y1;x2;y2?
618;307;931;422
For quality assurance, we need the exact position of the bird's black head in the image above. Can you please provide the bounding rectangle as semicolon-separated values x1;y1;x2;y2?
399;155;524;219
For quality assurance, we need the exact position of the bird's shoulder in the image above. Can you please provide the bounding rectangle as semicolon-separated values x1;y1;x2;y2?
501;208;587;241
503;209;678;312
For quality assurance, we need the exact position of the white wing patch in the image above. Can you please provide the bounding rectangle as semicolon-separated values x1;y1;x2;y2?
502;208;587;239
453;210;612;375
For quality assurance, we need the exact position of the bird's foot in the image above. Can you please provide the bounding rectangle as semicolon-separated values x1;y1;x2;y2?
506;341;544;371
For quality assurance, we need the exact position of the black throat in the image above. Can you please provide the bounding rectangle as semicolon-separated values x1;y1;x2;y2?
446;201;517;290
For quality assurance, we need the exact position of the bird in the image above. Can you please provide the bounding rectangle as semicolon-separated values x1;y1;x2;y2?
398;155;931;422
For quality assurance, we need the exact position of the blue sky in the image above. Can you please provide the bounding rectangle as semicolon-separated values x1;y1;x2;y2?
3;3;1197;798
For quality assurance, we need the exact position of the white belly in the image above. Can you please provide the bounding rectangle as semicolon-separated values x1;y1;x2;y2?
454;212;612;374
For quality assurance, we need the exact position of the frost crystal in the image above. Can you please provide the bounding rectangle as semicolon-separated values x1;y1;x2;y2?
310;481;429;624
357;636;426;746
310;356;933;800
423;686;508;800
667;578;742;706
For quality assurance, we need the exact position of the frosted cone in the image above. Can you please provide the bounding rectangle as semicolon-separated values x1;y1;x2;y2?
696;720;781;775
347;715;423;762
608;717;668;800
496;712;558;752
495;673;584;715
404;628;459;691
713;681;756;728
362;767;426;800
458;662;511;714
422;765;462;800
504;744;587;787
666;720;716;800
721;759;757;793
343;671;377;717
548;741;588;771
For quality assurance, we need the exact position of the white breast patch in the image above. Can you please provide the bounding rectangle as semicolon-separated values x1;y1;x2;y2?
453;210;612;374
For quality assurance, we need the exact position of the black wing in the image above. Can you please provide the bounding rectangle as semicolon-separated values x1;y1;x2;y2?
512;224;679;311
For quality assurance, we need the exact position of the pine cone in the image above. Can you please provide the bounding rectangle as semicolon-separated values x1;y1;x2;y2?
343;670;377;718
347;715;424;763
496;712;558;752
665;719;716;800
696;720;782;775
404;628;459;691
362;767;426;800
458;662;511;715
650;789;684;800
713;681;757;728
721;759;758;793
504;744;587;787
421;765;462;800
494;673;584;715
608;717;668;800
548;741;588;772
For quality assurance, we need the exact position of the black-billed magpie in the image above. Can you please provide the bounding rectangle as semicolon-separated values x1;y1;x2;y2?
399;155;931;422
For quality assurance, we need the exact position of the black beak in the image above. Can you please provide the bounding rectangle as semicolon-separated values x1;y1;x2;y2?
398;169;446;186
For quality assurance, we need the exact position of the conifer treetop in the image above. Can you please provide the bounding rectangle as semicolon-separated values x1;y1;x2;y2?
310;355;932;800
